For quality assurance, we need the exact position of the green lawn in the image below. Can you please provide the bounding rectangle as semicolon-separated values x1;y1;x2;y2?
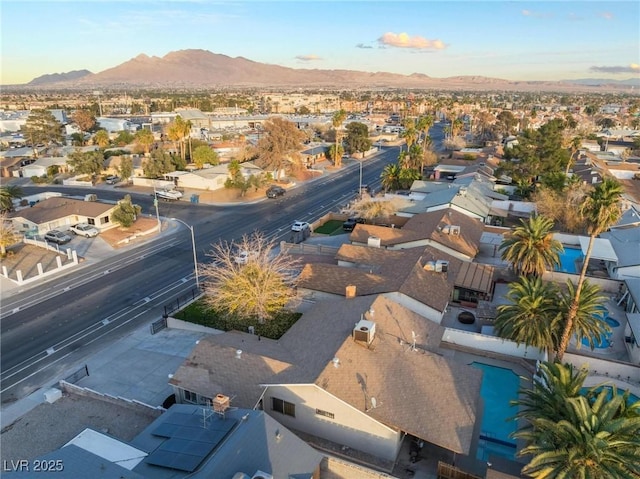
174;299;302;340
314;219;344;235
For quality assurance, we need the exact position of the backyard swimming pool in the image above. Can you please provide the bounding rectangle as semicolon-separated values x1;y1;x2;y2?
581;386;640;405
555;246;583;274
470;362;519;461
579;309;615;349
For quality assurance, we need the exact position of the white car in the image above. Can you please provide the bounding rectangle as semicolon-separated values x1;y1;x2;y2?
291;221;311;232
234;250;258;265
155;189;183;201
70;223;99;238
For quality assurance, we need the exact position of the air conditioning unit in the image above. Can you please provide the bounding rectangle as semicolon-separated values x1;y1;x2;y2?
252;471;273;479
423;261;436;271
353;319;376;344
449;225;461;236
367;236;381;248
84;194;97;202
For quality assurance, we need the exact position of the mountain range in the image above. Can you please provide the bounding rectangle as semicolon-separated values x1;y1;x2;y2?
17;49;640;92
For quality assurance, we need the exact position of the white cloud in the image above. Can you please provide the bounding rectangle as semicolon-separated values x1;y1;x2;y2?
377;32;447;50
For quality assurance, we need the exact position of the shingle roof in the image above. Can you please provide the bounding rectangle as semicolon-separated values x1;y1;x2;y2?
9;197;115;225
169;331;298;409
300;244;461;313
349;208;483;259
313;296;481;454
170;295;482;455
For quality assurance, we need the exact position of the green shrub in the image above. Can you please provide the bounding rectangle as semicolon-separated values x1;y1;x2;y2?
174;299;301;340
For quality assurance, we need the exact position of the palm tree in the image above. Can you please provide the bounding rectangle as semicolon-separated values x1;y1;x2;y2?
512;362;640;479
380;163;401;191
416;114;434;155
564;135;582;175
400;118;418;153
556;179;623;361
0;185;23;212
559;280;610;351
331;109;347;167
499;215;563;277
494;276;560;352
93;129;110;148
135;128;155;155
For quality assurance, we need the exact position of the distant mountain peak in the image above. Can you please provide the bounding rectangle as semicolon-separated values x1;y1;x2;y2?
27;69;92;86
18;48;638;92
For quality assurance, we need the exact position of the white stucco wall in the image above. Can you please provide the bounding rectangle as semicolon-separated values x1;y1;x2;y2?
382;292;444;324
263;384;402;461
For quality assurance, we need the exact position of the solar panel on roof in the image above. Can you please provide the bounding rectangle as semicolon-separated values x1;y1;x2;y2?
146;412;238;472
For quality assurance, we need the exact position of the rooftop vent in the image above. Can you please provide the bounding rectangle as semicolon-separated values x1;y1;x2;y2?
442;225;460;236
353;319;376;344
424;260;449;272
367;236;381;248
252;472;273;479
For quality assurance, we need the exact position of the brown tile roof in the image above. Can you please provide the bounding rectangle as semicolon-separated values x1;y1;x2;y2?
170;295;481;455
314;296;481;454
350;208;483;259
169;331;298;409
10;197;115;225
299;244;461;313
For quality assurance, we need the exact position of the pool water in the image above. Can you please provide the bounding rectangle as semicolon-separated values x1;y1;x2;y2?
579;311;615;349
471;363;519;461
555;246;583;274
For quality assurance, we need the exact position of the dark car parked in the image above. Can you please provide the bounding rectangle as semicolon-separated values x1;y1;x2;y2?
266;185;286;198
343;217;366;232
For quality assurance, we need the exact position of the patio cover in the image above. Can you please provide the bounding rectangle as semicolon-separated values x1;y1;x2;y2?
455;261;495;294
626;313;640;344
578;236;618;262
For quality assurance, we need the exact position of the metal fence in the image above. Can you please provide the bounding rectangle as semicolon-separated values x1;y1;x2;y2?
163;287;201;317
150;316;167;335
64;364;89;384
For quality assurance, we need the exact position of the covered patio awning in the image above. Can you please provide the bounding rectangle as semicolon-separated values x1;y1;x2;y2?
455;262;495;294
626;313;640;344
578;236;618;262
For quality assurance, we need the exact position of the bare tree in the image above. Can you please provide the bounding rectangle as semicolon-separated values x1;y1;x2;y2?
200;233;301;323
345;196;411;221
0;212;19;256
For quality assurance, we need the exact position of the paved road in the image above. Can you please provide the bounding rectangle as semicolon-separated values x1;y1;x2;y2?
0;146;400;404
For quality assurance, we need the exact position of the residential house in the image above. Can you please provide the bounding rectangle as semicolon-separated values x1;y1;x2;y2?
0;156;26;178
600;227;640;279
10;405;322;479
20;157;70;178
163;163;264;191
8;197;117;235
620;278;640;365
170;295;482;463
397;177;504;223
349;208;484;261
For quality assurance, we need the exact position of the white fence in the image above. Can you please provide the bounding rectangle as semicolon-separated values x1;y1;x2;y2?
442;328;548;361
132;177;174;189
564;352;640;390
1;238;78;284
542;271;622;293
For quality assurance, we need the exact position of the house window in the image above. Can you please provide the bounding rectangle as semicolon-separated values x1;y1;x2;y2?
272;397;295;417
183;390;197;404
87;218;95;225
100;216;110;225
315;408;334;419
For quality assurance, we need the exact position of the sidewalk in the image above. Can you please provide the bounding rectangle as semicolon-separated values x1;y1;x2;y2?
1;323;208;430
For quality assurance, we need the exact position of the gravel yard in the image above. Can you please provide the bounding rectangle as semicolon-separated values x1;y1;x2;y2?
0;393;159;463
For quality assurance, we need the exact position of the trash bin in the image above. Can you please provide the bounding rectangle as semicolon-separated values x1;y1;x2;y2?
190;194;199;204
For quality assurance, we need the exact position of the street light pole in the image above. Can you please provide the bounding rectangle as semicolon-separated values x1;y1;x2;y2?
170;218;200;290
359;159;363;196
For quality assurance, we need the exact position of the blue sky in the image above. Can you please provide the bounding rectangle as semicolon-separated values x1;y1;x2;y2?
2;1;639;85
